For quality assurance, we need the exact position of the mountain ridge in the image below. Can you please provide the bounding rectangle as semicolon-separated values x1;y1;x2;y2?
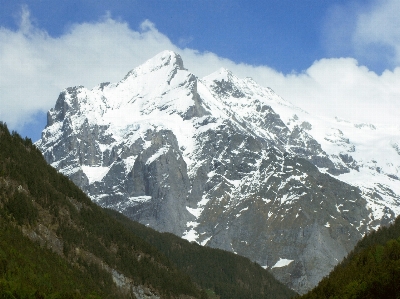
36;50;400;294
0;122;296;299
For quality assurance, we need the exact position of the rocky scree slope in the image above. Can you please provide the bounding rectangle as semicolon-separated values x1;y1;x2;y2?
36;51;400;294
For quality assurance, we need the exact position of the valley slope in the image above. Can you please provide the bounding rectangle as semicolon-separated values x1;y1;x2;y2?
300;215;400;298
0;122;295;299
36;51;400;293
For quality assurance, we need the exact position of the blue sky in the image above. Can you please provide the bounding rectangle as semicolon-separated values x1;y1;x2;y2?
0;0;356;73
1;0;400;141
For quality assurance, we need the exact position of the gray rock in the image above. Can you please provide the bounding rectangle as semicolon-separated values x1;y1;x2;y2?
36;51;398;294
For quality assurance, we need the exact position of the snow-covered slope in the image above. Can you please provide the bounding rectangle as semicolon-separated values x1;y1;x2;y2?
36;51;400;294
263;95;400;226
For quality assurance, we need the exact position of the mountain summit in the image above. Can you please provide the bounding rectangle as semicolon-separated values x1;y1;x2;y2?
36;51;400;294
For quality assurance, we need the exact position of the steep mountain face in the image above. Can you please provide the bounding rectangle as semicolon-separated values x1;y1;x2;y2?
36;51;400;294
0;122;295;299
300;216;400;299
0;123;199;299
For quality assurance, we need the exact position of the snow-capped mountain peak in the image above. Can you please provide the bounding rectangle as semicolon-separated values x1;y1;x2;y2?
203;67;234;81
36;51;400;294
122;50;185;80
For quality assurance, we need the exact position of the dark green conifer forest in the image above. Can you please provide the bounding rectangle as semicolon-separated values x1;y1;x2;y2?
3;118;400;299
300;213;400;298
0;122;296;298
0;122;203;298
106;209;296;299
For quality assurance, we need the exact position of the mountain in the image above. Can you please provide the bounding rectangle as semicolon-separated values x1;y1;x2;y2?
106;208;297;299
0;122;296;299
300;215;400;298
0;123;202;298
35;50;400;294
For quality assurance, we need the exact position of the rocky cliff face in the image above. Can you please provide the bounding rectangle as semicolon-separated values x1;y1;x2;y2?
36;51;400;294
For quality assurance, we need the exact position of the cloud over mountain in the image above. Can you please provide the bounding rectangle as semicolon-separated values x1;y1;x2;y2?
1;5;400;134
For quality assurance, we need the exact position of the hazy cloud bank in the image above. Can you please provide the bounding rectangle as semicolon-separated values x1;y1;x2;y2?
1;4;400;135
323;0;400;71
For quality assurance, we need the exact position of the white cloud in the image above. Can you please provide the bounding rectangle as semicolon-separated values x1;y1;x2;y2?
354;0;400;64
324;0;400;68
268;58;400;126
322;3;359;57
0;8;178;129
1;7;400;135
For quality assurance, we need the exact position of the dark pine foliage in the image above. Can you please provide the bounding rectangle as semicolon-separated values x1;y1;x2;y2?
0;222;113;299
0;121;296;299
300;216;400;299
0;122;204;298
106;209;298;299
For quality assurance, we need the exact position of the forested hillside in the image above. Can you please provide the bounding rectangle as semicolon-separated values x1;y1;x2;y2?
106;209;297;299
300;217;400;298
35;50;400;294
0;122;204;298
0;220;117;298
0;122;296;299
